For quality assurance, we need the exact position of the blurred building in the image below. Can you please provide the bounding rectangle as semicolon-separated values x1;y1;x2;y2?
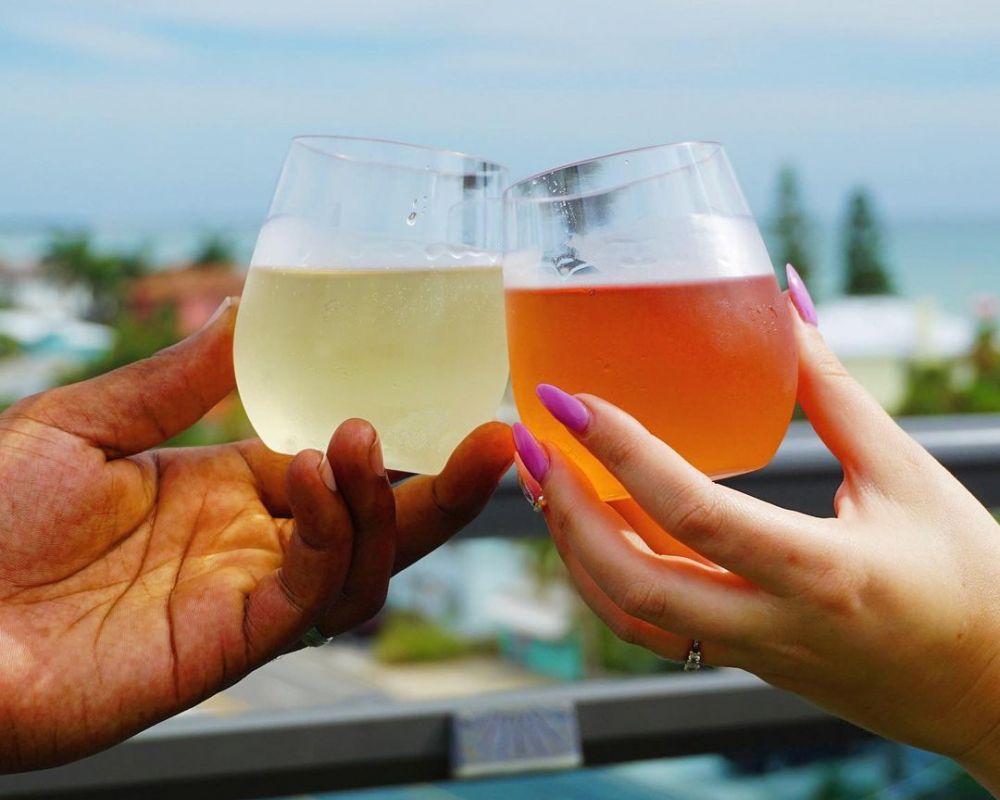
128;264;245;335
818;296;974;413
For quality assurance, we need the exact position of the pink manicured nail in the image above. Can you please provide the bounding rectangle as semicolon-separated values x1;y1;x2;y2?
786;263;818;326
512;423;549;484
536;384;591;434
318;456;337;492
514;453;546;512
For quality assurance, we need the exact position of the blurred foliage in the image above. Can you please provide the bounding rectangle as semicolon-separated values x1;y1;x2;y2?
910;768;993;798
522;539;679;676
373;611;488;663
770;165;816;287
592;622;677;675
58;303;252;447
809;766;879;800
60;306;179;385
191;233;237;267
41;231;149;324
0;333;22;359
901;320;1000;415
842;188;894;296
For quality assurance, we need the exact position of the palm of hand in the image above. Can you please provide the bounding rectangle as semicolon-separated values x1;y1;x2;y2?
0;304;514;771
0;419;290;766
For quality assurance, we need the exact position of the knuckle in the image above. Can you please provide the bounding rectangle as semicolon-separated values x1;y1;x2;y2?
664;485;726;541
618;579;670;624
276;569;309;616
550;501;582;539
599;432;644;475
812;348;853;383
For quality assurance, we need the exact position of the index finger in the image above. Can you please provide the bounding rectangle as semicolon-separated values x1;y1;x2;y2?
534;385;835;594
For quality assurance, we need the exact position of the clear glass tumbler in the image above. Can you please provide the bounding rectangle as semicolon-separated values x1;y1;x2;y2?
504;141;797;500
235;136;510;474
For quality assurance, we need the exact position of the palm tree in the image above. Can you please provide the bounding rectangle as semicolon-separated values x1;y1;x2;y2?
41;231;149;323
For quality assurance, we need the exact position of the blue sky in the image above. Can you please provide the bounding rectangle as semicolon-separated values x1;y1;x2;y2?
2;0;999;226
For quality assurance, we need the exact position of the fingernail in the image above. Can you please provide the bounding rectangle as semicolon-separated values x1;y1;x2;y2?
514;453;546;512
536;384;590;434
318;456;337;492
512;423;549;484
201;296;235;331
786;264;818;326
369;435;386;477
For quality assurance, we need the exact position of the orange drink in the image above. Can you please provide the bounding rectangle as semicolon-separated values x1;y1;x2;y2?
504;142;796;500
506;274;796;499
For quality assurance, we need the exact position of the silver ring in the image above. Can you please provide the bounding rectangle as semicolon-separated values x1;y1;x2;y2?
683;640;702;671
301;625;334;647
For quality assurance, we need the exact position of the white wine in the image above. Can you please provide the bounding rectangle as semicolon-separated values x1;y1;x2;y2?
234;265;509;474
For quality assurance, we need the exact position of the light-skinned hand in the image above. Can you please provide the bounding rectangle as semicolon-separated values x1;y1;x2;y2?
513;272;1000;794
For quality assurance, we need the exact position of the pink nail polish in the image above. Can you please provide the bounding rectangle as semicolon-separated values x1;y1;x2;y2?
536;384;591;434
786;264;818;326
512;423;549;484
514;453;546;512
318;456;337;492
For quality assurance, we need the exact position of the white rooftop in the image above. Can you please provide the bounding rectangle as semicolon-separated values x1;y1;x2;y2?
816;296;974;360
0;309;112;352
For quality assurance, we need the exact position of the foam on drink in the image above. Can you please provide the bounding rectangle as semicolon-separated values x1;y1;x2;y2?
504;213;774;289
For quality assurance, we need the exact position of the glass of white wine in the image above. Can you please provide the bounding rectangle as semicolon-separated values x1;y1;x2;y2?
234;136;510;474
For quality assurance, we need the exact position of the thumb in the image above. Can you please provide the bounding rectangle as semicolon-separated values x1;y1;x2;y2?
32;297;239;457
787;265;923;486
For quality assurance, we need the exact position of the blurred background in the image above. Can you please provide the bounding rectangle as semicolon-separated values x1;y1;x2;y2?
1;1;998;798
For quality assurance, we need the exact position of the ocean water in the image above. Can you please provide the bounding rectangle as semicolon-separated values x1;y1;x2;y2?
1;217;998;317
773;217;1000;317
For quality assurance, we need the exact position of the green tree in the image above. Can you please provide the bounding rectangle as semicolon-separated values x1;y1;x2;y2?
0;333;22;359
191;233;236;268
841;189;894;295
40;231;149;323
770;165;815;285
956;316;1000;413
899;313;1000;416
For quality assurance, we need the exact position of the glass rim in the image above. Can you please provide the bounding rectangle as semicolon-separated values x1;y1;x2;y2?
290;135;508;179
505;140;725;205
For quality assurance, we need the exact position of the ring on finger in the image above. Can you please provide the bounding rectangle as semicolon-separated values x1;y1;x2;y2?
683;639;702;671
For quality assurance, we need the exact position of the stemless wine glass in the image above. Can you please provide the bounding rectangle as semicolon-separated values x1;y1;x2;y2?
504;141;798;500
234;136;510;474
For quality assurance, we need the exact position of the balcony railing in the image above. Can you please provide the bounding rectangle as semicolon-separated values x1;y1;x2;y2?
3;414;999;799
